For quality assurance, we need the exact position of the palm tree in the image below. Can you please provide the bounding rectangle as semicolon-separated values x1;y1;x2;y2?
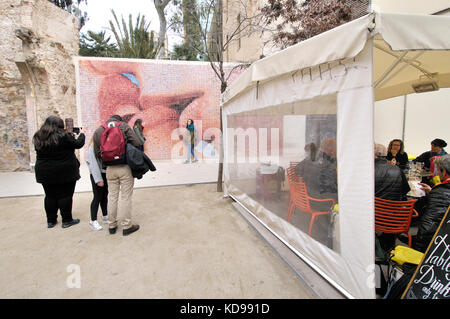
79;30;119;57
109;9;161;59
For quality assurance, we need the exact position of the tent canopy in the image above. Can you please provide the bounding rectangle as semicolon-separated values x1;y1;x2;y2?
221;12;450;299
223;12;450;103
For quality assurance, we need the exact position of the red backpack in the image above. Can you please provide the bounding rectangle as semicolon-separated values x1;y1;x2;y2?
100;121;126;165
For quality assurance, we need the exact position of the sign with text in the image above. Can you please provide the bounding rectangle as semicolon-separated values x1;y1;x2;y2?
402;206;450;299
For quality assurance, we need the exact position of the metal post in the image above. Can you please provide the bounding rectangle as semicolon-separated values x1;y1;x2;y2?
402;95;407;141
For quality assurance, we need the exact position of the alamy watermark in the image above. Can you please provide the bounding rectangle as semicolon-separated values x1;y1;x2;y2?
66;264;81;289
170;121;281;164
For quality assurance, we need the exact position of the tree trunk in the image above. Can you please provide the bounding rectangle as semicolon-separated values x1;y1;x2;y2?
217;79;227;192
217;106;224;192
154;0;170;58
216;0;225;192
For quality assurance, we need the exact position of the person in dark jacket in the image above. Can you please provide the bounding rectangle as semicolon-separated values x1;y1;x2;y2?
33;115;85;228
295;143;321;197
374;144;411;251
414;154;450;252
317;138;338;201
415;138;447;170
133;118;146;151
374;144;410;201
386;139;409;171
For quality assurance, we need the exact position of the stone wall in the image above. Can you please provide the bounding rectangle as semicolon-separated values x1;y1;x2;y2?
0;0;79;171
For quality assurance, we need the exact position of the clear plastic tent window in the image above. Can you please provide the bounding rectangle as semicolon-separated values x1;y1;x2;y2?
226;95;339;249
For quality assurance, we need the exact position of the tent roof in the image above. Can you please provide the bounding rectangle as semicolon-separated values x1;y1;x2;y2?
222;12;450;104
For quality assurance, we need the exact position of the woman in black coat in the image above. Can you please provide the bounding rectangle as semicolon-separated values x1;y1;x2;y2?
415;154;450;252
33;116;85;228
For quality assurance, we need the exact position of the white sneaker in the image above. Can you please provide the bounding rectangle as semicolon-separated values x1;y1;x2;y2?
102;216;109;224
89;220;103;231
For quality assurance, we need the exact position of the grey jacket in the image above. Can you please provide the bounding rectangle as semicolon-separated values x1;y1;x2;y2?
86;145;105;184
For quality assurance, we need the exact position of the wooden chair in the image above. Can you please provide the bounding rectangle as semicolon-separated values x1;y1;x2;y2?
374;197;419;248
286;166;335;236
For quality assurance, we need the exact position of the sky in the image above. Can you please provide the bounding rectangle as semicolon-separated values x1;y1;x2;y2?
79;0;160;36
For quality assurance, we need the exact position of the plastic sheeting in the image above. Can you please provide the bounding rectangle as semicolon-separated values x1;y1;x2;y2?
223;41;375;298
222;12;450;299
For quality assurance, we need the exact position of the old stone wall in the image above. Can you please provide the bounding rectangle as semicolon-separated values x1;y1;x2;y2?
0;0;79;171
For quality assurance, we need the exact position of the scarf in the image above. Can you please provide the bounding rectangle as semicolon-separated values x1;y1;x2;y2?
187;123;195;131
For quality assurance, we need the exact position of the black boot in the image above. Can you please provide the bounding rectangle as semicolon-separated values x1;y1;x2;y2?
123;225;140;236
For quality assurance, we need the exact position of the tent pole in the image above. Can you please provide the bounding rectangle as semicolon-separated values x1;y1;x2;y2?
373;51;408;88
402;95;407;141
373;44;433;78
375;52;424;89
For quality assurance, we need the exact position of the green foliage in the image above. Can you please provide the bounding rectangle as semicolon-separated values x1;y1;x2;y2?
109;9;161;59
79;30;119;57
169;0;206;61
171;42;206;61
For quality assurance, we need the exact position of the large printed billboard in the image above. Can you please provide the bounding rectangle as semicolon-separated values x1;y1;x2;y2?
76;58;242;161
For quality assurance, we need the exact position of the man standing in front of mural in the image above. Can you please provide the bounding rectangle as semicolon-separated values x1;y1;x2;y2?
93;115;142;236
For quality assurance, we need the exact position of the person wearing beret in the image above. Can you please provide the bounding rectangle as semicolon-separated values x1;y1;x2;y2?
415;138;447;170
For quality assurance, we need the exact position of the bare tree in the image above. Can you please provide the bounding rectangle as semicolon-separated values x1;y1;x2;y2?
170;0;264;191
261;0;356;49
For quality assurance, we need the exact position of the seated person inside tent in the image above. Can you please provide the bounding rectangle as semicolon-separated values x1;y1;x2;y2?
386;139;409;171
374;143;411;252
415;138;447;170
414;154;450;253
374;144;410;201
317;138;338;201
294;142;321;197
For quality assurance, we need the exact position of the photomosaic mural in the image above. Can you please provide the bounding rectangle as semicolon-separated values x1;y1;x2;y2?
75;57;243;162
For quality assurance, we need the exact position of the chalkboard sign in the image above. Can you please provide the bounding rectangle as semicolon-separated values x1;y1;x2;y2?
402;205;450;299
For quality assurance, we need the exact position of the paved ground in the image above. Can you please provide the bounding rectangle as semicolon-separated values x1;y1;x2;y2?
0;181;317;299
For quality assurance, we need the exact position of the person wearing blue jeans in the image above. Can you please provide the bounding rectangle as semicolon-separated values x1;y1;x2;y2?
184;119;198;163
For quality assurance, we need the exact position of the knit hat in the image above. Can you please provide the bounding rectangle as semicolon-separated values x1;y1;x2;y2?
431;138;447;148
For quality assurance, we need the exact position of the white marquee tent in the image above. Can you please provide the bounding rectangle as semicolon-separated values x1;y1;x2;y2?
221;12;450;299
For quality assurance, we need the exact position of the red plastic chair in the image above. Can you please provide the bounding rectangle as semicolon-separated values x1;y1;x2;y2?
286;167;335;236
374;197;419;248
286;164;300;182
